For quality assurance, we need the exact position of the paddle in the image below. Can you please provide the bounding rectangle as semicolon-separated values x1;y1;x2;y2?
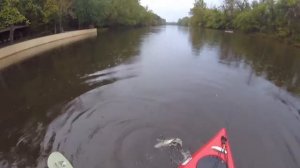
47;152;74;168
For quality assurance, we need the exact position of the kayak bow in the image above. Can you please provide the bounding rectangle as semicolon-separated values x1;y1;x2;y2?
179;128;235;168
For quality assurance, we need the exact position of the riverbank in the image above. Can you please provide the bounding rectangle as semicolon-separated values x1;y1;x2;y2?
0;29;97;70
186;26;300;48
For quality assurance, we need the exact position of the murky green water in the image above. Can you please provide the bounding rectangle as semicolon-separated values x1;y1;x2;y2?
0;26;300;168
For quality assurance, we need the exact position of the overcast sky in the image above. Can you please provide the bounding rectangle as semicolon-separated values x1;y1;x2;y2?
140;0;223;22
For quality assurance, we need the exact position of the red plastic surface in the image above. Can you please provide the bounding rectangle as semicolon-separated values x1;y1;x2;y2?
179;128;235;168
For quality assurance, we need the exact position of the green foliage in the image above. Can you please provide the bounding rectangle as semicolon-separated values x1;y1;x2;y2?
0;0;165;33
74;0;109;27
204;9;226;29
183;0;300;42
18;0;43;24
189;0;207;26
60;0;165;29
234;10;259;32
233;3;269;32
234;11;259;32
106;0;143;26
222;0;236;28
56;0;73;18
43;0;59;24
178;17;190;26
276;0;300;36
104;0;165;27
0;0;27;29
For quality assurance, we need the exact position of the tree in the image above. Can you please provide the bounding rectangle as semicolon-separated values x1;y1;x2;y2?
0;0;28;42
233;10;260;32
18;0;43;29
276;0;300;39
74;0;109;28
0;0;27;29
205;8;226;29
222;0;237;28
236;0;250;11
56;0;73;32
190;0;207;26
185;0;300;43
43;0;59;33
103;0;164;27
0;0;165;44
178;17;190;26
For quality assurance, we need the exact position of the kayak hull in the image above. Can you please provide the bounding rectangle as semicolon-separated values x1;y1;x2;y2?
179;128;235;168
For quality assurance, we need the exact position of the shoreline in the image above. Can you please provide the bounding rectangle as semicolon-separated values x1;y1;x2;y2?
182;25;300;48
0;29;97;60
0;29;97;70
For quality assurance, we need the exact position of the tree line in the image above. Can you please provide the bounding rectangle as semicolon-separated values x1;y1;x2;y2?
178;0;300;43
0;0;166;34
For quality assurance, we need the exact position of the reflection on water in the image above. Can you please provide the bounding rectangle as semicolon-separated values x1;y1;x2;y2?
188;28;300;95
0;26;300;168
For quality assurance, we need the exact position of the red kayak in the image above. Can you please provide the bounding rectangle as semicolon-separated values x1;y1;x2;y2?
179;128;235;168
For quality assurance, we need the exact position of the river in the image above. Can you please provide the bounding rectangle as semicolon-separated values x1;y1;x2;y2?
0;26;300;168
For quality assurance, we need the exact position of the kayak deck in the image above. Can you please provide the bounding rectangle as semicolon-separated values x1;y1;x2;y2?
179;128;235;168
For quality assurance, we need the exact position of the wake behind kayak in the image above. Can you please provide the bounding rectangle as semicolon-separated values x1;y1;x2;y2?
47;128;235;168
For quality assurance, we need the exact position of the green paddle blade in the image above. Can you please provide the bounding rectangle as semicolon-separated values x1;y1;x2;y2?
47;152;74;168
